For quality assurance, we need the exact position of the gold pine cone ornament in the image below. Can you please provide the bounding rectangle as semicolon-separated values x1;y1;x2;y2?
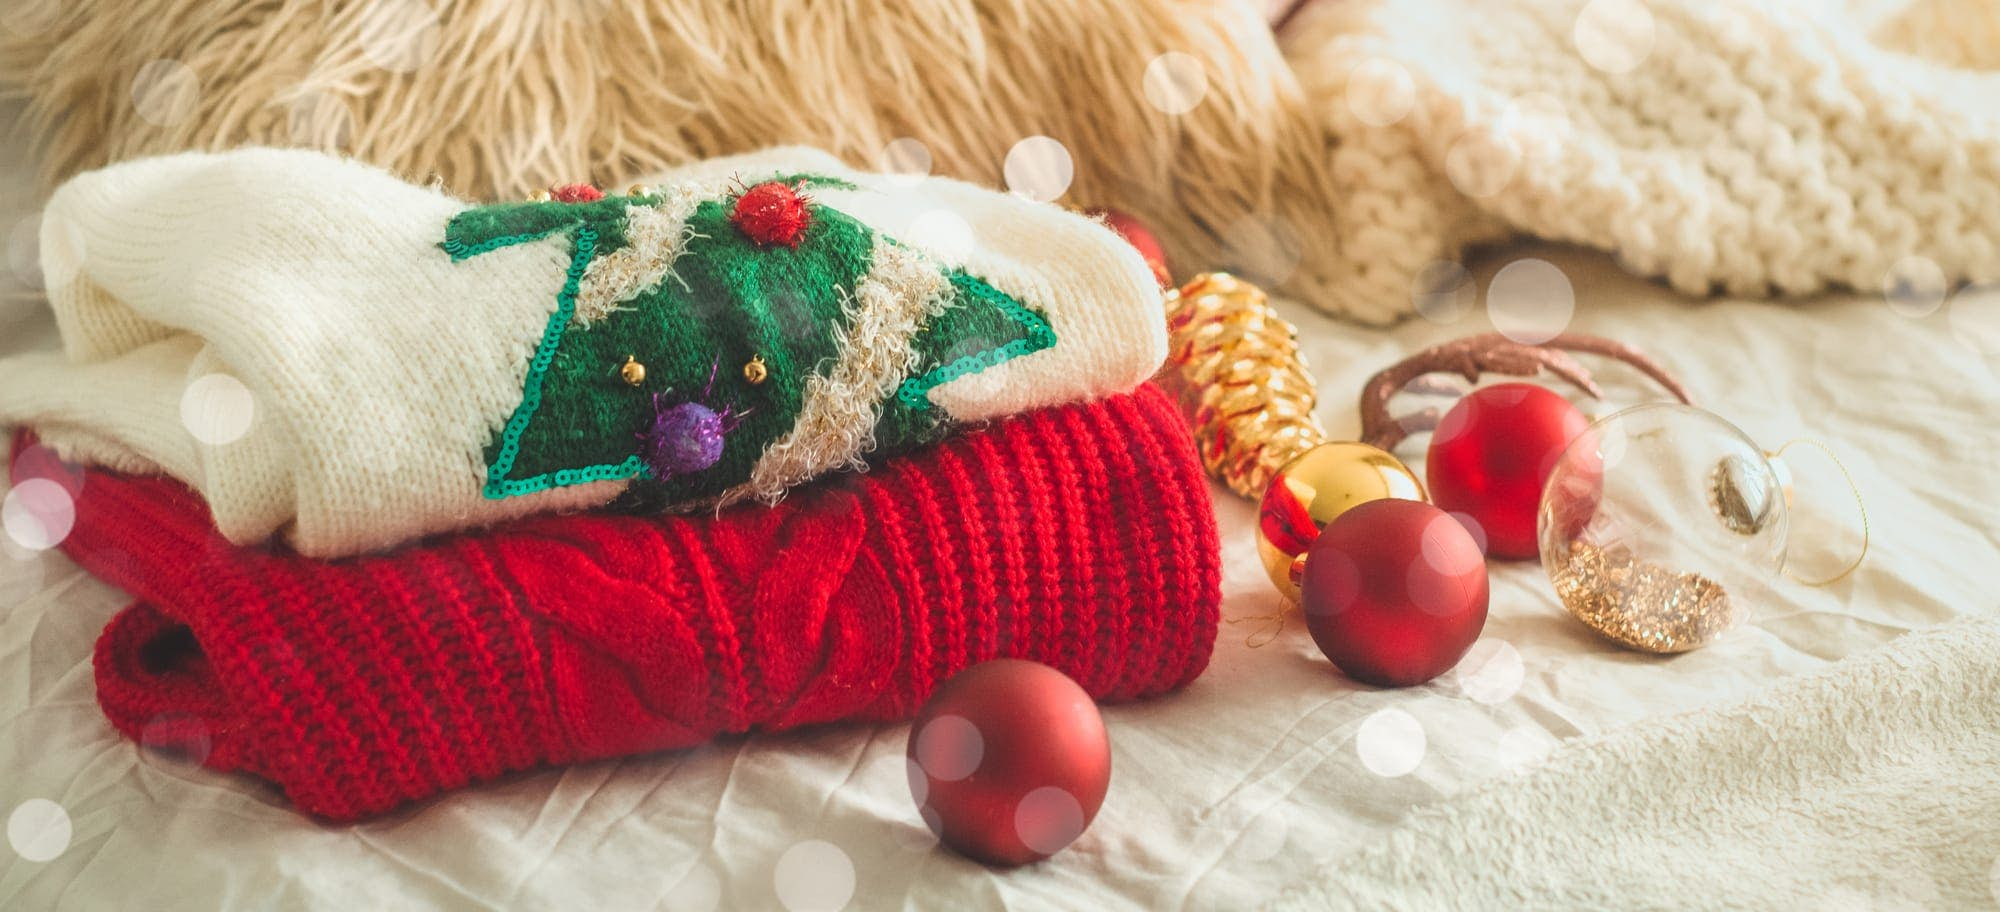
1161;273;1427;603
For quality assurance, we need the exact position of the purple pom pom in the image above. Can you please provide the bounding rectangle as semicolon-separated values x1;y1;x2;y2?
640;400;728;478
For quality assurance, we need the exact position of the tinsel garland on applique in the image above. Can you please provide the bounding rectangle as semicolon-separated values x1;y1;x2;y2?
441;176;1056;509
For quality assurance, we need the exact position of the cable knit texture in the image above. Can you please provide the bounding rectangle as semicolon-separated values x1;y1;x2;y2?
0;146;1164;557
16;386;1220;822
1284;0;2000;322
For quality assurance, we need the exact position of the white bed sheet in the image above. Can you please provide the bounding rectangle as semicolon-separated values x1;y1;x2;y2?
1;233;1996;909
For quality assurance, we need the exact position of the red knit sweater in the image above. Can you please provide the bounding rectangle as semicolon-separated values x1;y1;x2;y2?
13;386;1219;821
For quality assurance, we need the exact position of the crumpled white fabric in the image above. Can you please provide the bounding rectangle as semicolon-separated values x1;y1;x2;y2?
1270;616;2000;910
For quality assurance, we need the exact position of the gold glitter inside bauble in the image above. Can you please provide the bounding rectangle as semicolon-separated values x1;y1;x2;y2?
1540;403;1787;655
1551;541;1738;653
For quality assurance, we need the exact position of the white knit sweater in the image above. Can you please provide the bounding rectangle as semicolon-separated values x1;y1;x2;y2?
1281;0;2000;323
0;147;1165;557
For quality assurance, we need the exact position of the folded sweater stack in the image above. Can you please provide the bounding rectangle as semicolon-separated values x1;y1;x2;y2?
0;146;1169;556
0;148;1221;819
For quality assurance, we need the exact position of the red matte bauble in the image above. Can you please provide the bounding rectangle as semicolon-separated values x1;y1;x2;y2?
906;659;1111;866
1426;382;1594;560
1299;498;1489;687
1089;208;1172;287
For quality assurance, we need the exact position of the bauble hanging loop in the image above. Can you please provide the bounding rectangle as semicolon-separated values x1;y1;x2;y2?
1353;333;1694;561
1767;438;1870;587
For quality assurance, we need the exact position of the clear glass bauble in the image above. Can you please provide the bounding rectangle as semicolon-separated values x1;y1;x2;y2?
1537;403;1788;653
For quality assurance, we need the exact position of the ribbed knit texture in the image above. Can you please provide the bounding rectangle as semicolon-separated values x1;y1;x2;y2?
15;386;1220;822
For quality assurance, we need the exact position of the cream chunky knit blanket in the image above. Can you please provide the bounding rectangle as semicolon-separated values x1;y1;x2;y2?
1283;0;2000;322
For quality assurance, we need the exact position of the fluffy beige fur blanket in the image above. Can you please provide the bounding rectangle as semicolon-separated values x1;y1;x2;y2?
0;0;1335;306
1268;617;2000;910
4;0;1998;322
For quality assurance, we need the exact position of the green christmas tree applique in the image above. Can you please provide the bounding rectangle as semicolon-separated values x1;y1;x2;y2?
441;177;1056;508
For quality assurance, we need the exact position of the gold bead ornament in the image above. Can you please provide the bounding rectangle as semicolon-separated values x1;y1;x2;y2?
742;354;769;385
618;355;646;387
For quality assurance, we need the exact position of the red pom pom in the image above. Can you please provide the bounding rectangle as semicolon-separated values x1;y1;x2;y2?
1425;383;1594;560
1089;208;1172;287
730;181;813;248
1300;498;1488;687
549;183;605;203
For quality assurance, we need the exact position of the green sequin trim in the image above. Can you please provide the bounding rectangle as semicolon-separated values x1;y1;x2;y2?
442;224;573;262
894;272;1057;410
477;226;653;498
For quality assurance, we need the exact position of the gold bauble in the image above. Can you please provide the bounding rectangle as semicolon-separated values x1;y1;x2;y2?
742;354;769;385
1254;442;1426;602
